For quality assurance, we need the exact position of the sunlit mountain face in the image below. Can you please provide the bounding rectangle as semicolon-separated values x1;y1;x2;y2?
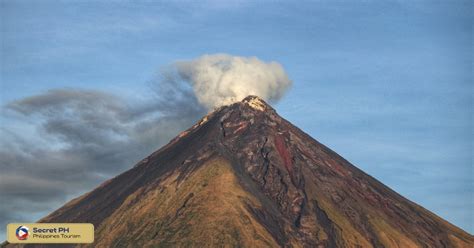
5;96;472;248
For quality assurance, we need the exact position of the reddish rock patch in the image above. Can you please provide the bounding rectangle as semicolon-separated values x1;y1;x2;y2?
274;134;293;178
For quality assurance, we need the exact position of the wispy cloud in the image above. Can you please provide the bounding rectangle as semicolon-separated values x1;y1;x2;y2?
0;85;205;236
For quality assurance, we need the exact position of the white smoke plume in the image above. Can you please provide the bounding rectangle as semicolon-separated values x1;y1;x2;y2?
175;54;292;110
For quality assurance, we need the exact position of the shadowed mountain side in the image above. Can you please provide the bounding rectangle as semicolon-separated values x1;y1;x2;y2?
3;96;473;247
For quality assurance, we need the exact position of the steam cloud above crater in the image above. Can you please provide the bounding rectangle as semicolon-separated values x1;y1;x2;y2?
175;54;292;110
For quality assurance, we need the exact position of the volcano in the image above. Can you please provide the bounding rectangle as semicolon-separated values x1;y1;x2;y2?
5;96;473;247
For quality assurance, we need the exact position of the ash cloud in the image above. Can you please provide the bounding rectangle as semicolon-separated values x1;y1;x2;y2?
0;54;290;236
175;54;292;110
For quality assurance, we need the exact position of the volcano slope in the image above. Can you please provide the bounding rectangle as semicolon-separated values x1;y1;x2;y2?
4;96;473;248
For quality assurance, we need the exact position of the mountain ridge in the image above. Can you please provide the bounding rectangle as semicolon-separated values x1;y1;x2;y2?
4;95;473;247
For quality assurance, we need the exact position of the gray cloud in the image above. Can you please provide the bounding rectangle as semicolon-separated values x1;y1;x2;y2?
0;83;205;235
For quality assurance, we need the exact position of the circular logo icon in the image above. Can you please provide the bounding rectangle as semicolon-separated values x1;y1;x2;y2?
15;225;29;240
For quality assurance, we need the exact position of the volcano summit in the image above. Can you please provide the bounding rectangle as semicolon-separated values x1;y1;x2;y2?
5;96;473;247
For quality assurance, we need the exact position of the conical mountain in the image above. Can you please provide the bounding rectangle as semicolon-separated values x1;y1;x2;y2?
5;96;473;247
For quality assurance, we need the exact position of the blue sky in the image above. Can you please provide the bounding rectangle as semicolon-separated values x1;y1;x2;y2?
1;0;472;235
